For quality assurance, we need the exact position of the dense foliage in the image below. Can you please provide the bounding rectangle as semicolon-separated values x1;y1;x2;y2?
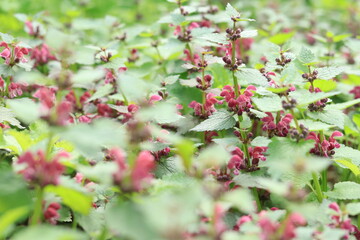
0;0;360;239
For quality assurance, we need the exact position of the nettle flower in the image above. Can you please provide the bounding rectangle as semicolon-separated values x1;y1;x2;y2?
227;146;267;174
109;148;155;191
131;151;156;191
17;150;68;187
189;93;221;118
350;86;360;99
30;44;56;66
306;131;342;157
0;41;29;66
8;82;24;98
235;210;306;240
220;85;256;115
43;202;61;225
327;202;359;239
262;112;293;137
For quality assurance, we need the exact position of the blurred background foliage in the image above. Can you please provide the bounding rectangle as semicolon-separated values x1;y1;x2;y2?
0;0;358;37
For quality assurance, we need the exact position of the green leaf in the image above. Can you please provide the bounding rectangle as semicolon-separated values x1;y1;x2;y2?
325;181;360;200
198;33;228;45
12;225;87;240
307;108;345;129
298;46;315;63
269;32;294;45
190;110;236;132
87;84;113;102
222;189;255;213
240;30;258;38
59;119;125;160
252;95;282;112
175;139;195;171
106;201;158;240
346;202;360;216
333;145;360;166
316;66;345;80
334;159;360;176
289;89;340;107
0;107;23;129
225;3;241;19
7;98;40;124
251;136;271;147
44;185;93;215
296;119;335;131
304;79;337;92
0;170;32;215
236;68;268;86
0;207;29;237
329;99;360;110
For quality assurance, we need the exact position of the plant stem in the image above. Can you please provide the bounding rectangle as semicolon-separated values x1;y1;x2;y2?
30;186;44;225
312;172;323;203
252;187;262;211
185;43;195;65
45;132;54;160
318;131;328;192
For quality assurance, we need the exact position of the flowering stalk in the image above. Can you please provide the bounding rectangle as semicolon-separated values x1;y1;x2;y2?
312;172;324;203
319;131;328;192
30;185;44;225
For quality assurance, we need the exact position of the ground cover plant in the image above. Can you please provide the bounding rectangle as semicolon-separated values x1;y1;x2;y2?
0;0;360;239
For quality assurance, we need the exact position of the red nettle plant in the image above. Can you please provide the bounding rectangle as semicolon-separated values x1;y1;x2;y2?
0;1;359;240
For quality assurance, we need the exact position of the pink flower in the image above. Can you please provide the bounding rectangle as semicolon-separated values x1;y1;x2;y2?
8;82;23;98
44;202;61;225
0;41;29;65
189;93;220;118
227;147;245;175
350;86;360;99
220;85;256;115
0;76;4;90
307;131;343;157
131;151;155;191
282;213;306;240
262;112;293;137
33;87;56;110
17;150;68;187
30;44;56;66
233;215;252;231
25;20;35;36
213;204;227;237
56;101;73;126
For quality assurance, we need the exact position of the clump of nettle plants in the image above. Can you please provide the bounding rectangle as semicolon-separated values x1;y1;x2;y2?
0;0;360;239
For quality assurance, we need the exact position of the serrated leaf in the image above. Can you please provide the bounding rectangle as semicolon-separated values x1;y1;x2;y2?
252;95;282;112
307;108;345;129
289;89;340;107
316;66;345;80
190;110;236;132
198;33;228;45
225;3;240;19
236;68;268;86
328;99;360;110
296;119;335;131
325;182;360;200
87;84;113;102
240;30;258;38
251;136;271;147
333;145;360;166
0;107;23;129
269;32;294;45
298;47;315;63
